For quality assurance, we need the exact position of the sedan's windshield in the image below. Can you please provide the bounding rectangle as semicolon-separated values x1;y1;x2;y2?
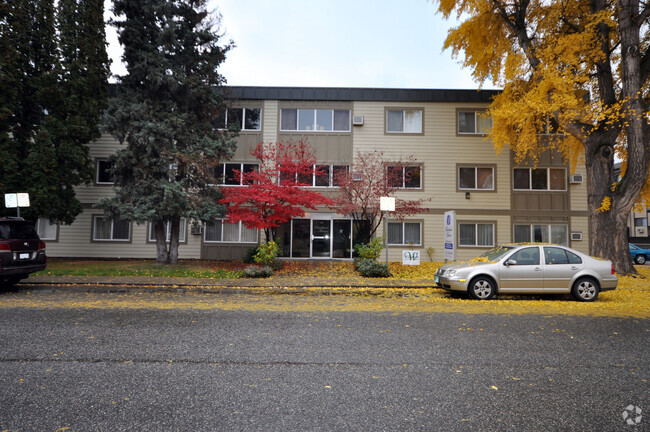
480;246;515;262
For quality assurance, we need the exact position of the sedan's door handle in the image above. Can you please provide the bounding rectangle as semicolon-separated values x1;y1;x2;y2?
534;267;541;271
571;266;578;270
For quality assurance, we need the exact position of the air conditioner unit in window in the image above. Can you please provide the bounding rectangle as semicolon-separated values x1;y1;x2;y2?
570;232;583;241
352;116;364;126
569;174;583;184
352;172;363;181
190;223;203;235
635;226;648;237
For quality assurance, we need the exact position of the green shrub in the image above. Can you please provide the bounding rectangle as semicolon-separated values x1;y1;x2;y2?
243;247;257;264
243;265;274;278
254;241;280;267
271;258;284;271
355;258;391;278
354;236;385;261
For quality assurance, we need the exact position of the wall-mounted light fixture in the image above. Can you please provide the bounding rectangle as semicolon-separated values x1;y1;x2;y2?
465;192;471;199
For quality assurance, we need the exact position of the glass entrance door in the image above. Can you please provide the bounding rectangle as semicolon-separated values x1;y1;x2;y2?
311;220;331;257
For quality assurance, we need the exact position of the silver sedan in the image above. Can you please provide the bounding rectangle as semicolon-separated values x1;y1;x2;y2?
435;244;618;301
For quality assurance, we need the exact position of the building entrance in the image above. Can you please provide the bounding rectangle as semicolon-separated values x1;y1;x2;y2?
276;215;353;259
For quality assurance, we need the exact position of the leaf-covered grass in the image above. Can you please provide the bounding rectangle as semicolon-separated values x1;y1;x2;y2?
38;259;246;279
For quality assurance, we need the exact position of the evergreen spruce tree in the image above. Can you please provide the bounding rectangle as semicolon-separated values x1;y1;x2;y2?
100;0;236;264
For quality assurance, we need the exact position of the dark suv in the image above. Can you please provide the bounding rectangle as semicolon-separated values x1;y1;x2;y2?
0;217;47;288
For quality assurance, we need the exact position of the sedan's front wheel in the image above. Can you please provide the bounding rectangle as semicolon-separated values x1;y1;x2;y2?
571;277;599;302
635;254;646;265
468;277;496;300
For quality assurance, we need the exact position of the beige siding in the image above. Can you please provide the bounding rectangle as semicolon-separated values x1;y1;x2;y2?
75;133;124;204
262;100;279;143
569;216;590;254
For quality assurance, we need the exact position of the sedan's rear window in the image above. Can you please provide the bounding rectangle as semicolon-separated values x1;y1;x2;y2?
0;222;40;240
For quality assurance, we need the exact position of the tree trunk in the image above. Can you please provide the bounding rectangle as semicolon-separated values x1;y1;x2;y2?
154;220;169;264
168;215;180;264
585;138;638;275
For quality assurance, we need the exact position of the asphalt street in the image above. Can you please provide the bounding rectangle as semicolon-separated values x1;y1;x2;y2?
0;286;648;431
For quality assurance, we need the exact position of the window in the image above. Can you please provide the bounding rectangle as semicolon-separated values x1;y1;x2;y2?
387;165;422;189
458;166;494;190
509;247;540;265
280;109;350;132
634;217;648;227
544;247;582;265
148;219;186;243
514;224;568;246
459;223;494;247
96;159;114;184
387;222;422;246
36;217;57;241
458;110;492;134
214;163;258;185
93;216;130;241
281;164;350;187
513;168;566;191
214;108;261;131
386;109;422;133
204;220;258;243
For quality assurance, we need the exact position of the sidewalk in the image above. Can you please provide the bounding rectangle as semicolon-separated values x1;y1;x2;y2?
23;273;440;294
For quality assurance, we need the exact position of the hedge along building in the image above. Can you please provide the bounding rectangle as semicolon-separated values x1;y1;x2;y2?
41;86;590;262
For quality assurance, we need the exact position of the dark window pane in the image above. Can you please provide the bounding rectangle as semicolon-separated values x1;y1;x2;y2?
531;168;547;190
514;225;531;243
387;166;403;188
225;163;240;185
113;220;130;240
544;247;569;264
244;108;261;130
387;222;403;244
510;247;540;265
477;167;493;189
513;169;530;189
549;168;565;190
404;166;421;188
227;108;243;129
242;164;257;185
213;110;226;129
281;109;297;130
459;224;476;246
458;112;475;133
567;251;582;264
315;165;330;187
332;165;348;187
97;160;114;183
333;110;350;131
387;111;403;132
459;167;475;189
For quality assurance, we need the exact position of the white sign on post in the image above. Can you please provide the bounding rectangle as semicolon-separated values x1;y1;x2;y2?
443;210;456;261
402;250;420;265
17;193;30;207
380;197;395;211
4;194;17;208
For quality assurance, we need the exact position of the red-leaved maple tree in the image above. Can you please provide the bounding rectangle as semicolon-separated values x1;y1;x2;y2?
333;150;427;245
220;140;334;242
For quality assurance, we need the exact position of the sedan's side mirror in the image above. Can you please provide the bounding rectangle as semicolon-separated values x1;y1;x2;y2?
504;260;517;266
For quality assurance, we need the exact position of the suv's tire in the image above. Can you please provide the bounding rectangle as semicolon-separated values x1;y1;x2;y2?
571;277;599;302
0;276;22;291
468;277;496;300
634;255;646;265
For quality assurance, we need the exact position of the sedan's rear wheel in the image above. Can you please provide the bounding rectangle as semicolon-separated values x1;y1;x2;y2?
571;277;599;302
468;277;496;300
635;255;646;265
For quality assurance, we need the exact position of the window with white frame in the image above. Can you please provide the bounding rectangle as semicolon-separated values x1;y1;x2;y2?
513;168;566;191
92;216;130;241
387;165;422;189
387;222;422;246
96;159;114;184
214;163;259;185
459;223;495;247
458;166;494;190
513;224;568;246
214;108;261;131
386;109;423;133
204;220;258;243
280;109;350;132
148;219;186;243
36;217;57;241
458;110;492;134
313;164;349;187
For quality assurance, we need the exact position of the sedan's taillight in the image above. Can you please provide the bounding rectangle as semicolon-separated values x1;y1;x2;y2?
38;241;46;251
611;264;615;275
0;243;11;251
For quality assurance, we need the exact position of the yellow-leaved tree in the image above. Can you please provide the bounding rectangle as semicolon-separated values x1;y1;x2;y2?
435;0;649;274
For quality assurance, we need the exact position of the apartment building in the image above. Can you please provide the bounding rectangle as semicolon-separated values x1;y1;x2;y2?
41;86;591;261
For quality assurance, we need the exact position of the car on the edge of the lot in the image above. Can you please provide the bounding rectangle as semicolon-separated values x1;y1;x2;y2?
435;243;617;302
629;243;650;265
0;217;47;288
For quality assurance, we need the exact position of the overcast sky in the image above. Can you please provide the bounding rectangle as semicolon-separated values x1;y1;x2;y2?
105;0;498;90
